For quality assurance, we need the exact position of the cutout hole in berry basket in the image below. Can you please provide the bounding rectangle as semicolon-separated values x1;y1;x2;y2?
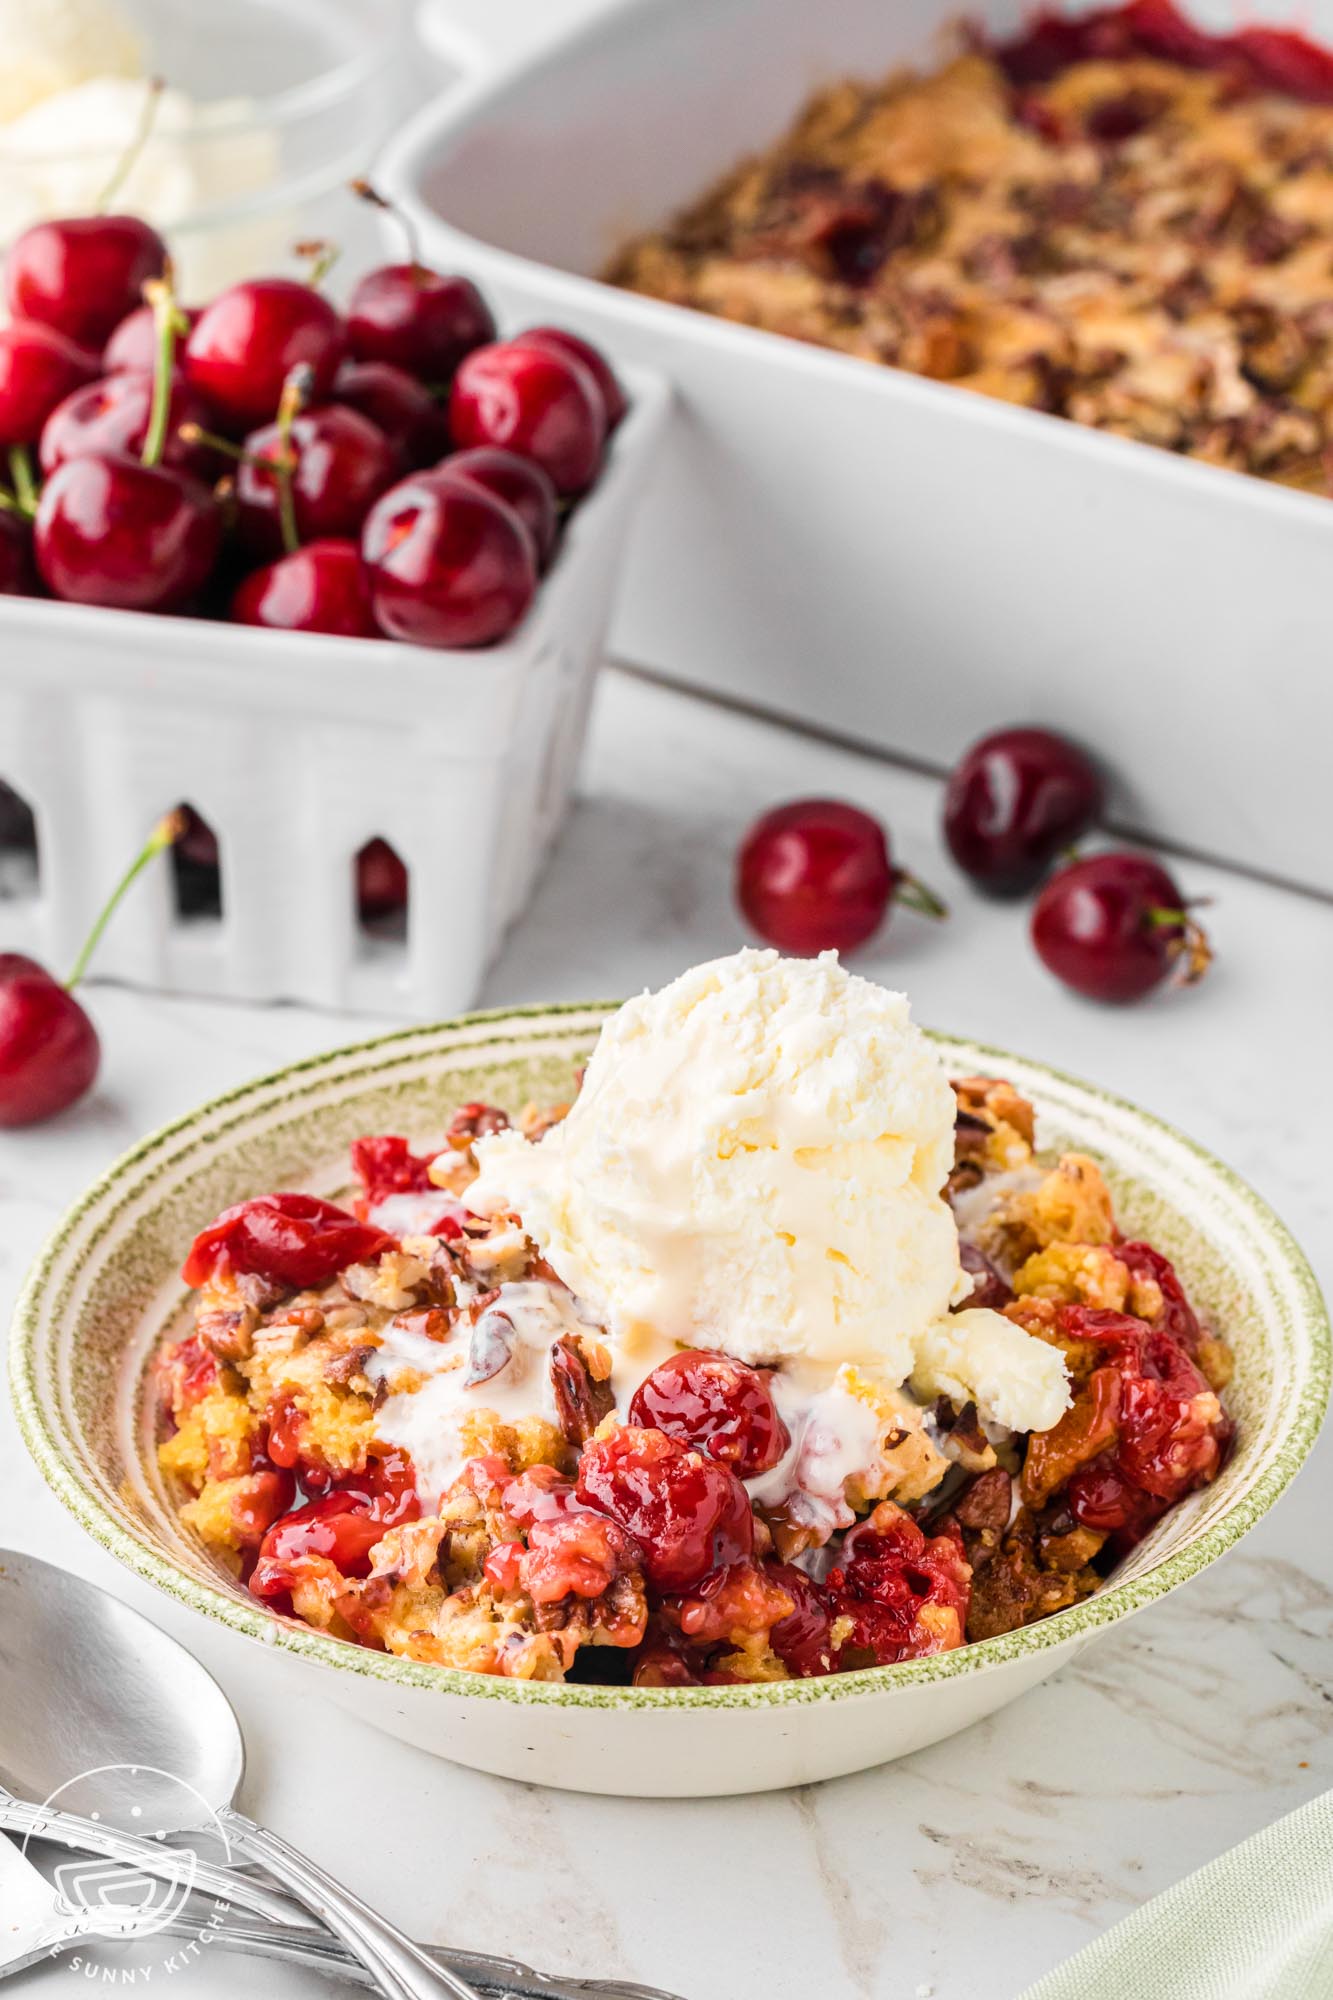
0;780;39;900
355;836;409;944
171;805;224;923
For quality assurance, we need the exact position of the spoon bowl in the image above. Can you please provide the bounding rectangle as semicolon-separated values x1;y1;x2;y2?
0;1548;242;1832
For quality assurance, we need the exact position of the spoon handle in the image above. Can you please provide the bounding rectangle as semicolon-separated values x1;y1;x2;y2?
221;1807;487;2000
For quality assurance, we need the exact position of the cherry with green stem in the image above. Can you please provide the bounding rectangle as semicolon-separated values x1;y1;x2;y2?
0;811;184;1128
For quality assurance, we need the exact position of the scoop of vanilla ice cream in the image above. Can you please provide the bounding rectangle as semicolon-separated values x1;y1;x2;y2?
472;952;1068;1447
0;0;143;124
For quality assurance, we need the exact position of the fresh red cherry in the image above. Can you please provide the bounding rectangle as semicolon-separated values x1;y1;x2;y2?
332;358;449;469
514;326;627;428
35;454;221;611
0;321;99;447
0;513;35;595
38;369;217;479
234;405;398;555
0;811;181;1127
230;539;379;637
436;445;558;568
737;798;946;955
576;1425;754;1594
943;727;1104;896
346;264;494;384
361;473;537;648
4;215;168;350
629;1350;790;1476
1032;851;1212;1002
450;340;606;496
184;279;346;431
104;302;201;374
0;955;99;1127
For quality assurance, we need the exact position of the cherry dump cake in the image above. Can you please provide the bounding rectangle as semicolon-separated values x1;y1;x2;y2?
608;0;1333;492
153;951;1233;1683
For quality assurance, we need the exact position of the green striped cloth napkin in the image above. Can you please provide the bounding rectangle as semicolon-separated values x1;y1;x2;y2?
1018;1789;1333;2000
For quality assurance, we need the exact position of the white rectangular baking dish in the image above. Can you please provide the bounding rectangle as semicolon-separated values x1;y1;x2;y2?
0;362;668;1019
385;0;1333;895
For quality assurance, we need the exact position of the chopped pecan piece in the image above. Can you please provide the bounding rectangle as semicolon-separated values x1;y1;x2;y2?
195;1304;259;1364
549;1333;616;1445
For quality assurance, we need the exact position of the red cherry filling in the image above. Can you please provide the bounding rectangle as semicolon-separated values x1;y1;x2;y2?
34;455;221;612
182;1191;394;1291
0;321;99;446
449;340;606;497
346;264;495;384
827;1507;971;1665
361;473;537;648
435;446;559;569
229;539;379;637
942;726;1103;896
184;279;346;431
234;405;398;555
1032;851;1211;1002
5;215;168;350
766;1562;837;1677
628;1349;790;1476
737;797;944;954
39;369;217;480
332;358;450;470
576;1425;754;1594
349;1134;438;1207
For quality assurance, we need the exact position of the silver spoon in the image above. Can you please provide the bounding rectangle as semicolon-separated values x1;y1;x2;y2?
0;1549;484;2000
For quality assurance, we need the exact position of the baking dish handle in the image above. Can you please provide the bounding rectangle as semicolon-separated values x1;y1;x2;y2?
414;0;622;78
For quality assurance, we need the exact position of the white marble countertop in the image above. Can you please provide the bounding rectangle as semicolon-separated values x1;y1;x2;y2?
2;665;1330;2000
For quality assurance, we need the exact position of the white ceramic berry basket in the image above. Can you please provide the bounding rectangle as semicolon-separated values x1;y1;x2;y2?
10;1006;1330;1796
0;363;667;1020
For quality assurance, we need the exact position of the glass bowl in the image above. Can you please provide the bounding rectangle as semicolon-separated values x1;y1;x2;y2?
0;0;400;298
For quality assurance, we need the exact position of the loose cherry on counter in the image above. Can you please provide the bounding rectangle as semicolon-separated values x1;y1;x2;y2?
1031;850;1212;1001
4;215;168;351
435;446;559;568
104;302;201;373
0;321;99;448
737;798;947;955
184;279;347;431
34;453;221;611
449;340;606;496
0;810;182;1127
38;369;217;480
332;358;450;470
233;404;398;555
514;326;627;429
361;473;537;648
943;726;1104;896
230;539;379;637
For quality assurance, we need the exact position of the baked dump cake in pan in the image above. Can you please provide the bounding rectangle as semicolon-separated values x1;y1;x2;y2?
610;0;1333;492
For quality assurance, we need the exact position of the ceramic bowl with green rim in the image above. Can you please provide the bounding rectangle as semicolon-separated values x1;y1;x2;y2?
10;1004;1330;1797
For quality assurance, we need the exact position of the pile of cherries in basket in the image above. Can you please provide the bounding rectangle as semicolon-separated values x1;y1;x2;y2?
0;200;626;646
737;727;1213;1004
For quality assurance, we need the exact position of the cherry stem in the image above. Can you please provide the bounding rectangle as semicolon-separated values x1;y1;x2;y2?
7;448;37;516
140;272;185;470
95;75;165;213
0;485;31;521
273;364;313;558
65;809;186;992
350;178;422;271
178;423;294;474
893;870;949;921
294;238;340;289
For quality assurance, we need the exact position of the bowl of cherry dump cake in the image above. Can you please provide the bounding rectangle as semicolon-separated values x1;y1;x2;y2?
11;951;1328;1795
